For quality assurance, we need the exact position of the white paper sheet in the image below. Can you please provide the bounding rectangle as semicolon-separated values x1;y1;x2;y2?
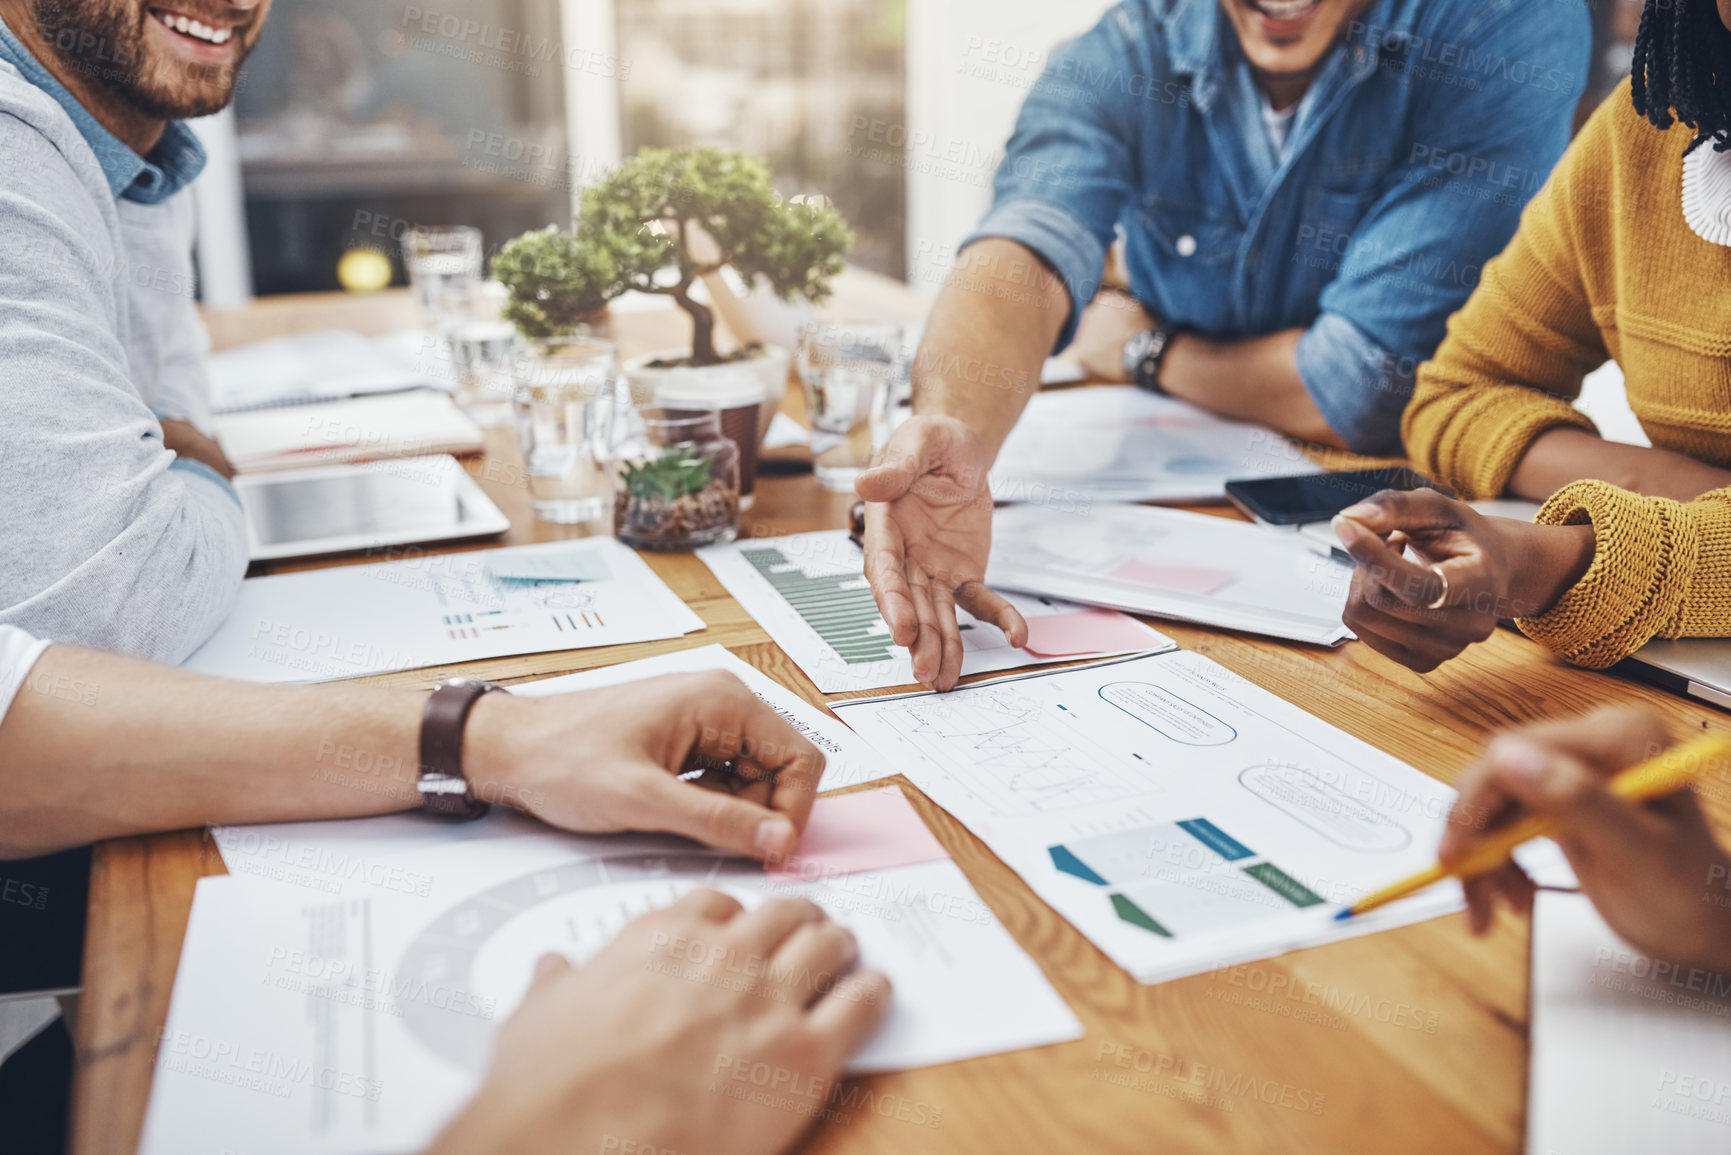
698;530;1176;694
834;650;1473;984
985;503;1354;646
143;836;1082;1154
183;539;704;683
1528;888;1731;1155
988;387;1321;504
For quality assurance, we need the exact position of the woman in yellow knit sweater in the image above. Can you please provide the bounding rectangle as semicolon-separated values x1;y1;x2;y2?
1333;0;1731;673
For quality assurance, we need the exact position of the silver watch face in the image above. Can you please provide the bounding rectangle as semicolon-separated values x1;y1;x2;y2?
417;773;471;797
1122;328;1156;377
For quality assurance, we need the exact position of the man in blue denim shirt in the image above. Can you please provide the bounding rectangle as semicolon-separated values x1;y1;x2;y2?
859;0;1589;689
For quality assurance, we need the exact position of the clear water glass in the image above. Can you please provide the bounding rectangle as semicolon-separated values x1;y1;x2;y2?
797;321;908;492
511;337;618;524
405;225;483;317
437;282;518;428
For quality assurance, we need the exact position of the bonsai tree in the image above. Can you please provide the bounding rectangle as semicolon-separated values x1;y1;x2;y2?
490;225;622;341
495;147;854;364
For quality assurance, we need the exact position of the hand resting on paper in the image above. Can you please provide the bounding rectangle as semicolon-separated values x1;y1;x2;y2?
855;415;1028;692
466;671;826;862
0;656;822;862
1439;707;1731;972
429;890;891;1155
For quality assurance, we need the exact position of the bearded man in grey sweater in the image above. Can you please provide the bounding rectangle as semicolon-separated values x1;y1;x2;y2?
0;0;272;662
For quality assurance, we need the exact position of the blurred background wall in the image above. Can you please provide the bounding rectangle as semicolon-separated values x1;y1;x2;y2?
190;0;1643;303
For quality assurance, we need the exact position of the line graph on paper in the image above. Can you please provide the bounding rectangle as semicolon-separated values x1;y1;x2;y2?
882;686;1165;817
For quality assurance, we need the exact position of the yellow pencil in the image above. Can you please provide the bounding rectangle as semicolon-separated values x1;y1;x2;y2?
1336;732;1731;921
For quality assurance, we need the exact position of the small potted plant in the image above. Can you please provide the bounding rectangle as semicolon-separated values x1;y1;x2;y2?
496;147;853;443
612;408;741;550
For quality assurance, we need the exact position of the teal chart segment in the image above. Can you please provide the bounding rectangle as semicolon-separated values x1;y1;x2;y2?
742;546;897;666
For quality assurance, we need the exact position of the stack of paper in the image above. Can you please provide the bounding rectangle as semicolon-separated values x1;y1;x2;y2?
214;393;486;473
988;386;1320;504
182;539;703;683
141;653;1084;1153
986;503;1354;646
698;530;1175;693
835;650;1489;984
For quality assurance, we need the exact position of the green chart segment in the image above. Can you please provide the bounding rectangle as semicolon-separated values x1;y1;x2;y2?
743;547;897;666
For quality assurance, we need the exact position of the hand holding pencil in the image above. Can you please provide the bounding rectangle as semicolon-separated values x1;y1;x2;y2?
1356;708;1731;973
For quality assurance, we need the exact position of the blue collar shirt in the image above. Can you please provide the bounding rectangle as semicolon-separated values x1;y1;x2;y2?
966;0;1589;453
0;14;205;205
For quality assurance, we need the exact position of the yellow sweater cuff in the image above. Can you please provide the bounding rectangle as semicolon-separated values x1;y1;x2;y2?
1515;480;1697;668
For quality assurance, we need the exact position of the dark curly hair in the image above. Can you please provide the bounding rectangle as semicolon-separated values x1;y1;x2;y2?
1630;0;1731;152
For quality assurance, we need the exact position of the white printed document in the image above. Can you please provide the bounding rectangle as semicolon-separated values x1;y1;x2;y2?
986;503;1354;646
1528;888;1731;1155
183;538;703;683
988;386;1320;504
699;530;1175;693
834;650;1468;984
143;811;1082;1153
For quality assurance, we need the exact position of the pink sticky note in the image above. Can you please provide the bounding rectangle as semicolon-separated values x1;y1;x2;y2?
1109;558;1235;595
1022;610;1159;657
770;786;948;880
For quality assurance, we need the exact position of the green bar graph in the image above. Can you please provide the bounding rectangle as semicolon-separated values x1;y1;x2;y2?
743;547;896;665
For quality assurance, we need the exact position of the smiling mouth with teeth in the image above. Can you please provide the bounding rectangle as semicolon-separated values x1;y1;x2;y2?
148;8;234;46
1249;0;1323;19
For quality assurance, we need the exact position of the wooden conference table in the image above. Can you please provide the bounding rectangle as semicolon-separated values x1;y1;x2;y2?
71;275;1731;1155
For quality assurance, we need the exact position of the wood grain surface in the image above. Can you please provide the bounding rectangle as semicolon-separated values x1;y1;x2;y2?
70;275;1731;1155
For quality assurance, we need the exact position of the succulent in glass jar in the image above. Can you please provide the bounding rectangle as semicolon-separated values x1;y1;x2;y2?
612;411;740;550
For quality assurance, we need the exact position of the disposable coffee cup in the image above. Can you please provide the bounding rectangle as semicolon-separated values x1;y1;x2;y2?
655;377;765;506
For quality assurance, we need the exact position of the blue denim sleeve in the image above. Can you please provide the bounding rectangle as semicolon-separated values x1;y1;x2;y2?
961;5;1151;351
1295;313;1411;455
1301;0;1590;453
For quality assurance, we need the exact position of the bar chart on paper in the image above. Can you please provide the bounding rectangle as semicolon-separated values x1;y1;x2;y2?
741;543;898;666
698;530;1174;693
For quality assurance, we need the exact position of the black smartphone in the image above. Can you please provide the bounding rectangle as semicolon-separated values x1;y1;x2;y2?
1224;466;1451;526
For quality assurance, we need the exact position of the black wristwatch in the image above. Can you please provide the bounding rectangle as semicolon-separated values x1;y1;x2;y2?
417;678;506;820
1123;323;1183;396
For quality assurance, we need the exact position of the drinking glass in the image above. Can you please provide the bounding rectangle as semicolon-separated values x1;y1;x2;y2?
404;225;483;317
797;322;908;492
510;337;617;524
437;282;518;428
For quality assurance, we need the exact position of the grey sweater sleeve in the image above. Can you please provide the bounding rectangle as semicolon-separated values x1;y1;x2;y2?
0;108;247;663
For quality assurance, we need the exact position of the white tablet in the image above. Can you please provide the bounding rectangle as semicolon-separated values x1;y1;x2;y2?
234;455;511;562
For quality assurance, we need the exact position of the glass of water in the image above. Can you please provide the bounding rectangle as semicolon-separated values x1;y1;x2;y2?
511;337;617;524
404;225;483;317
436;282;519;428
797;321;908;492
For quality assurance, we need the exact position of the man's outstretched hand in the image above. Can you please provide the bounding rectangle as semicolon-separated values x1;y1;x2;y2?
855;415;1026;691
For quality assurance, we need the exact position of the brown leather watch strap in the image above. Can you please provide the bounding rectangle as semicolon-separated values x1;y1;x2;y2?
418;678;505;820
